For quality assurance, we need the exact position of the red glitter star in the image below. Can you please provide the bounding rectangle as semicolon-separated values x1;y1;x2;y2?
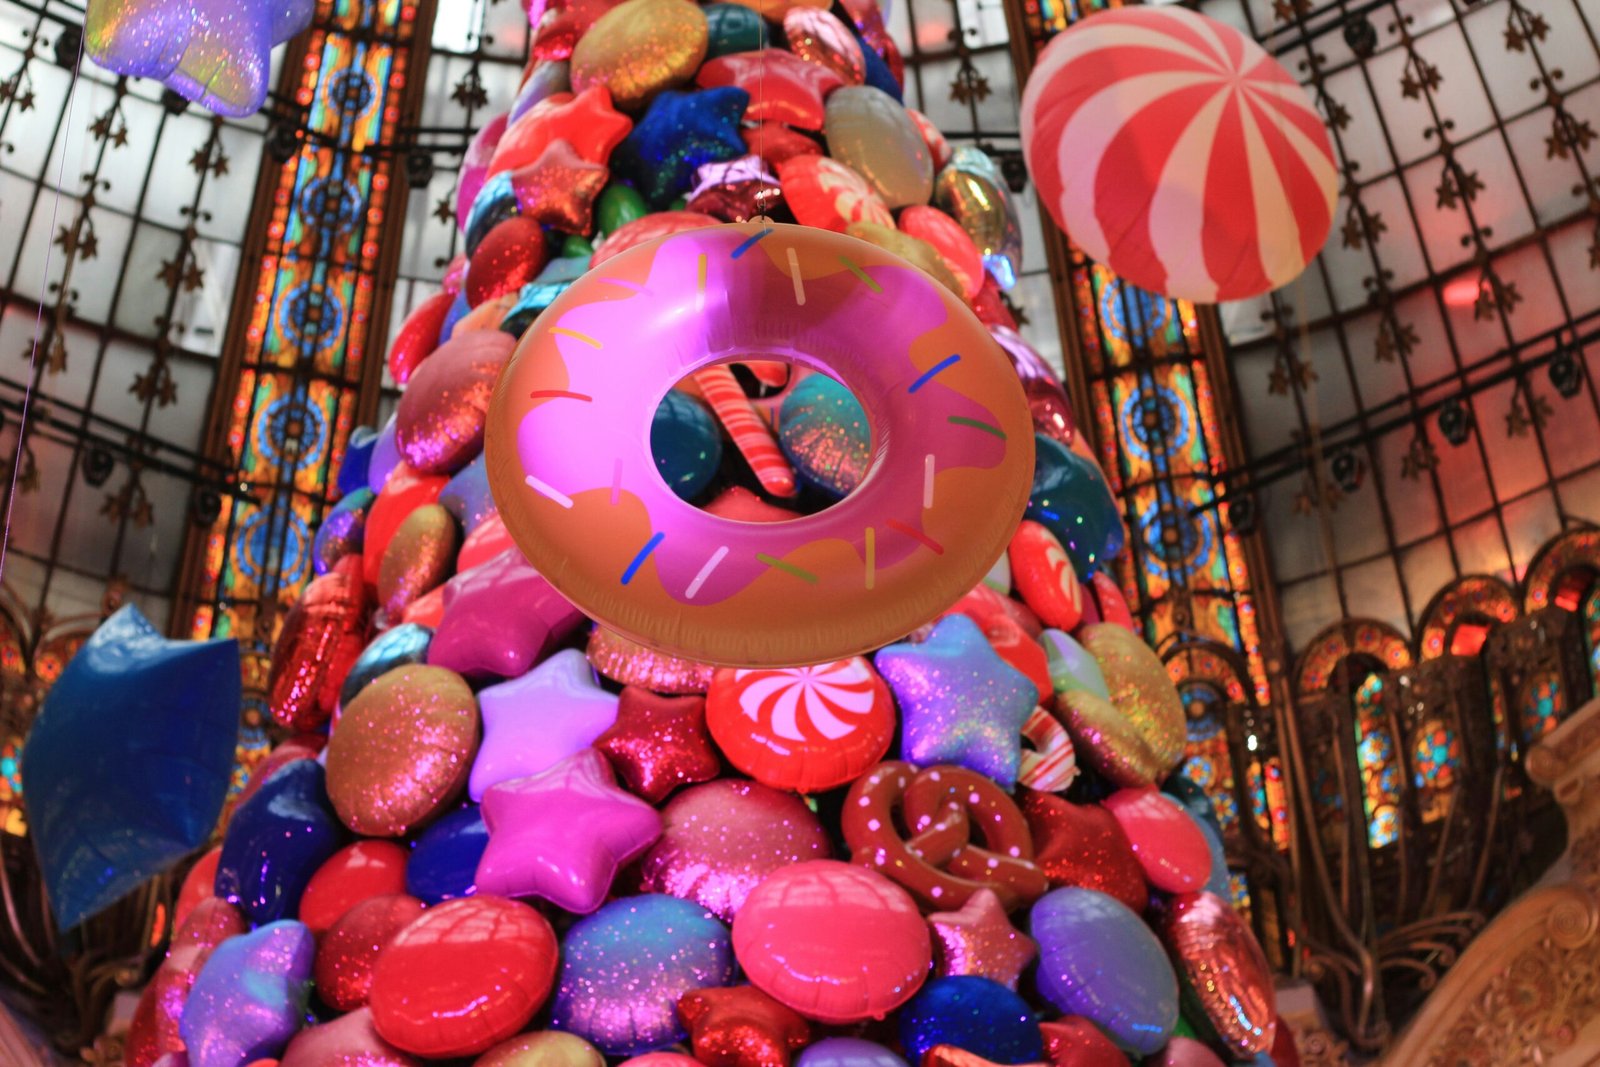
927;888;1037;990
678;985;811;1067
595;686;721;803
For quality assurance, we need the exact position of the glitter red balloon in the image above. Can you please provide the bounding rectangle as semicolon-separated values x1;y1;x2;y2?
679;985;812;1067
594;687;721;803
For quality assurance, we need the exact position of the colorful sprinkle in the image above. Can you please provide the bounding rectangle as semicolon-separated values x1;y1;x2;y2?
621;532;665;585
527;390;593;403
786;247;806;306
908;354;961;393
685;546;730;599
549;326;602;348
730;228;774;259
839;255;882;293
695;254;707;312
611;459;623;506
923;453;936;509
598;277;646;293
525;474;574;510
865;526;876;590
948;414;1006;440
886;518;944;555
756;553;819;584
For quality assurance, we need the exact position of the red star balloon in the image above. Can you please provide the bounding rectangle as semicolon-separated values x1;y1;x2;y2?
927;888;1037;991
489;86;633;177
594;686;721;803
696;50;842;130
678;986;811;1067
1022;791;1148;914
508;139;610;234
1039;1018;1131;1067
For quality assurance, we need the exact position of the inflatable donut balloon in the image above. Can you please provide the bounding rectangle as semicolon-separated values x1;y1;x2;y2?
485;222;1034;666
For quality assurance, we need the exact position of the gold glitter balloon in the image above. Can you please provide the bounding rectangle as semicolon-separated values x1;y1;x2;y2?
845;221;963;297
1054;690;1162;788
326;665;480;837
824;86;933;209
474;1032;606;1067
377;503;459;618
570;0;708;112
1081;623;1186;772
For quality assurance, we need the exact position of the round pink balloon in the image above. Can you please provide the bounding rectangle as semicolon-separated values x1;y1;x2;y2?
638;780;832;921
1150;1036;1227;1067
731;860;930;1024
1102;788;1211;894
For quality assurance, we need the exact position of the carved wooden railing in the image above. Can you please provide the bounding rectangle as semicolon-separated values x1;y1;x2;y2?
1369;696;1600;1065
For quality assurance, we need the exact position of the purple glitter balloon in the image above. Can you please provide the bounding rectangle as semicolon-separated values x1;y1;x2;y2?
179;920;315;1067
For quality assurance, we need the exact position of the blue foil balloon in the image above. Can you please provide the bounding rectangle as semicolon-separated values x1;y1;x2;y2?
1165;772;1227;842
899;977;1042;1065
1030;887;1178;1056
312;487;373;577
337;425;378;498
215;760;346;926
22;605;240;930
552;894;734;1055
856;26;903;102
613;87;751;207
440;286;472;343
366;413;402;494
797;1039;909;1067
405;803;489;905
1183;805;1233;900
180;920;314;1067
652;390;722;501
1026;434;1124;577
778;373;871;498
439;454;497;533
340;623;434;708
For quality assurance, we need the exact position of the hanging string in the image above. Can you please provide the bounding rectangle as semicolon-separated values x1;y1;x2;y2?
0;28;88;584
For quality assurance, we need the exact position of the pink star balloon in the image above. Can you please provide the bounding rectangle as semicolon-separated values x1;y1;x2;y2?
476;748;662;913
85;0;313;117
468;649;620;802
428;548;585;680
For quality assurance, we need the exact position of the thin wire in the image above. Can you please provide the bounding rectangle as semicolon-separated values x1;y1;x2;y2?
0;34;89;583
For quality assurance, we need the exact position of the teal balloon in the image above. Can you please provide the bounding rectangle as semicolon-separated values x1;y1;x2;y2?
704;3;767;57
500;257;591;336
465;171;518;255
341;623;434;708
778;373;871;498
597;183;649;236
1165;772;1226;841
1025;434;1123;576
22;605;240;930
652;390;722;501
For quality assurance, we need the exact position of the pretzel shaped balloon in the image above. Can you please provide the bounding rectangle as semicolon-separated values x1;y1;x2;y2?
843;761;1047;912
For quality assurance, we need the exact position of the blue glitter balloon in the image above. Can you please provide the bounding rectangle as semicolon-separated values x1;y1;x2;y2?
652;390;722;501
552;894;734;1055
614;87;750;207
215;760;346;926
855;26;903;102
899;977;1042;1065
339;623;434;708
1025;434;1124;577
439;454;496;533
405;803;489;904
778;373;871;498
312;487;373;576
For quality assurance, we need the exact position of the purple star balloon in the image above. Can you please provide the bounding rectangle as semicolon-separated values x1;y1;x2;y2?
476;748;662;913
468;649;620;801
874;614;1037;790
85;0;313;117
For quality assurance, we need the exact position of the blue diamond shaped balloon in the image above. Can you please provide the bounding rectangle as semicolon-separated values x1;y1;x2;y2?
22;604;239;930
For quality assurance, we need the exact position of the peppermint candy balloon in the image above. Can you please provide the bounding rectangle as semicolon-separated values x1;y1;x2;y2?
1020;6;1337;303
707;658;895;792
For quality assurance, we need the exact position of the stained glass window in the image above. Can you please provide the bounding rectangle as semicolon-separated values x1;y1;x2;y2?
1410;718;1460;825
1520;673;1563;743
1354;674;1401;849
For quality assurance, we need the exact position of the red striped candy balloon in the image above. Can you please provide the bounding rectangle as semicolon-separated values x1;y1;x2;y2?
1020;7;1337;303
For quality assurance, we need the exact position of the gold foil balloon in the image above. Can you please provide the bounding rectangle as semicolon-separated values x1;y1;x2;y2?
1080;623;1186;772
326;665;480;836
934;145;1023;289
1054;690;1162;788
1163;892;1277;1057
824;86;933;209
571;0;708;112
377;503;459;617
783;8;865;86
475;1032;607;1067
844;221;963;297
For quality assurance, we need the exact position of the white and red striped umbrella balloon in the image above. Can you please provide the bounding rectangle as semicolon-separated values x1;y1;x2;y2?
1020;7;1337;304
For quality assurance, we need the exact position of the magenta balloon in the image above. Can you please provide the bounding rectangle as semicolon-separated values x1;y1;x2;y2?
989;325;1079;448
456;113;509;231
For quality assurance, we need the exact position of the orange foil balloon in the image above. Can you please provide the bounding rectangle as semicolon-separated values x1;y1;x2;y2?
784;8;865;86
590;211;721;266
723;0;828;22
844;221;962;297
388;291;453;385
1163;892;1277;1057
397;330;517;475
899;206;984;302
325;665;480;837
776;156;892;232
268;556;369;731
570;0;708;112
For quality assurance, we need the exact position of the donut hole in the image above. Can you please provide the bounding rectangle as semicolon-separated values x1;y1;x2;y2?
650;361;874;520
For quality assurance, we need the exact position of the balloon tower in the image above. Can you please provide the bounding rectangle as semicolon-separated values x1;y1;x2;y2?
67;1;1299;1065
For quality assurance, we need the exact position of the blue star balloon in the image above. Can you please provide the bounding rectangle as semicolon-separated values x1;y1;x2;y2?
1025;434;1124;578
22;605;239;930
614;88;751;207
